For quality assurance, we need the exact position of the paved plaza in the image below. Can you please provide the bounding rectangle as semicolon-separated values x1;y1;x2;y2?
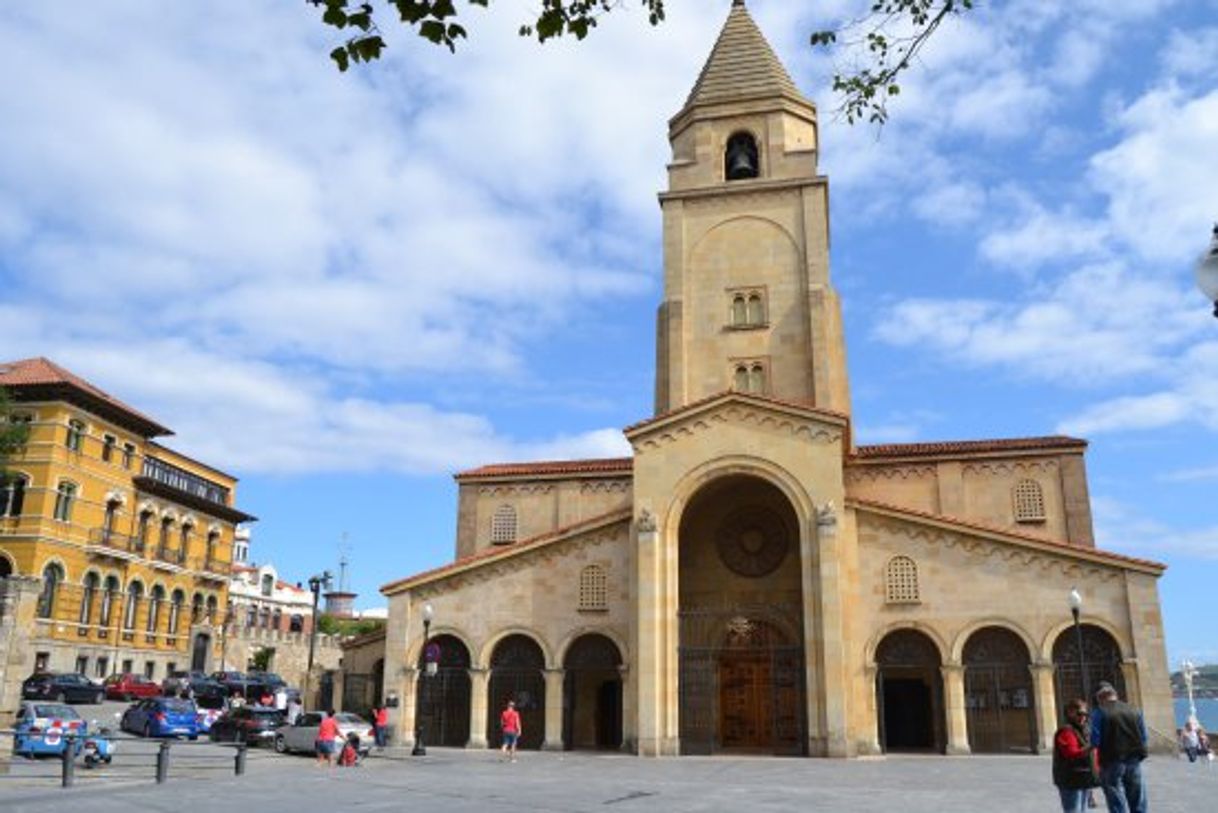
2;744;1216;813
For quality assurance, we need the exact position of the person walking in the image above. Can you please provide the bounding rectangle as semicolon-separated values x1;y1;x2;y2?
274;686;288;712
1090;682;1149;813
1054;698;1100;812
316;709;340;767
499;700;521;762
1181;721;1200;763
373;705;389;749
286;695;302;726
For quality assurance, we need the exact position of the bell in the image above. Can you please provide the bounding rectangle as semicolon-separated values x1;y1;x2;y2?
726;143;758;180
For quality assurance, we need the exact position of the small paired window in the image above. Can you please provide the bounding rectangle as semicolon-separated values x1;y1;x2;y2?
53;481;78;522
884;555;920;604
733;362;767;394
490;504;518;545
101;434;116;463
1013;479;1046;523
578;565;608;612
65;418;85;452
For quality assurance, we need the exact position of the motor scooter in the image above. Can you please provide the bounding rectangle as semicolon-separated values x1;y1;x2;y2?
82;718;117;768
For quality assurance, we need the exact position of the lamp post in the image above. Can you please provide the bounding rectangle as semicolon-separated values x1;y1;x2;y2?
411;602;435;756
305;570;332;707
1196;223;1218;318
1068;588;1090;704
1181;659;1199;724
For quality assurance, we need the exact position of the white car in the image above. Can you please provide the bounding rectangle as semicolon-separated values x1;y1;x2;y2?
272;712;373;756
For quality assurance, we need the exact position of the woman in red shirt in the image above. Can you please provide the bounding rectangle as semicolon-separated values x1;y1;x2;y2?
500;700;521;762
316;709;340;767
1053;698;1099;812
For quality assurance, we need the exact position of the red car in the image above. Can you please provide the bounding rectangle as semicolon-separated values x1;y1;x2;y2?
104;673;162;701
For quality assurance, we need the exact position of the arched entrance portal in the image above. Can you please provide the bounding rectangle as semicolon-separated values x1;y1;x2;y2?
677;474;806;755
487;634;545;750
415;635;471;747
963;627;1036;753
562;634;622;750
875;629;945;753
1052;625;1126;712
190;632;211;673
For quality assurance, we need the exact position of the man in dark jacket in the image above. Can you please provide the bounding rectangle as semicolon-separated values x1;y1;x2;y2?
1090;682;1148;813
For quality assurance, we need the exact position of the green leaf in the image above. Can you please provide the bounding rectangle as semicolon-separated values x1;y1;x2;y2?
330;46;350;72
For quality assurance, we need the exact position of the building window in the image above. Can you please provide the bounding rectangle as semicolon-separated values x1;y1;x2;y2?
80;572;100;626
35;652;50;672
724;131;759;180
246;605;257;628
95;657;109;678
884;555;920;604
100;576;120;627
578;565;608;611
75;655;89;675
1;473;27;517
179;522;193;562
121;659;133;674
123;582;144;631
53;481;77;522
191;593;204;624
147;585;165;635
260;606;271;629
729;290;766;327
749;364;765;393
168;590;184;635
733;362;767;394
136;510;153;553
144;661;155;679
158;517;173;558
1013;479;1046;523
747;294;764;324
122;442;135;469
205;531;219;567
289;614;304;633
38;563;65;619
65;418;84;451
490;504;517;545
272;609;282;630
206;595;217;624
261;573;274;597
101;434;116;463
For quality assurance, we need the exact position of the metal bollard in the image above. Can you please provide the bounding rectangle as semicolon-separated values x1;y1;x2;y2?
61;735;76;788
234;742;247;776
156;740;170;784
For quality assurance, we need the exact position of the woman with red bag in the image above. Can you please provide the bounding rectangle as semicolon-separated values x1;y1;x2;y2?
1054;698;1101;812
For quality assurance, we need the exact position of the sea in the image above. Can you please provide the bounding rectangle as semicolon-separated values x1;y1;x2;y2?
1174;696;1218;730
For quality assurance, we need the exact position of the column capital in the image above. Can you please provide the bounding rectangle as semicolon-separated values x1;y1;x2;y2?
940;662;965;676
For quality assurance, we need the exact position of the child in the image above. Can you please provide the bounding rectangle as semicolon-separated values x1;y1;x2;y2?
338;732;361;767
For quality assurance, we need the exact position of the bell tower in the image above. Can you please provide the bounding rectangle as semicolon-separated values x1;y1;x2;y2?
654;0;850;416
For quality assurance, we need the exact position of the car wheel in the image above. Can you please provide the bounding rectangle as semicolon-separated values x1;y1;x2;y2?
274;735;287;754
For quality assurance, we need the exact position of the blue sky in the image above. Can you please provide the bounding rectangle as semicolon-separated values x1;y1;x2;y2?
1;2;1215;666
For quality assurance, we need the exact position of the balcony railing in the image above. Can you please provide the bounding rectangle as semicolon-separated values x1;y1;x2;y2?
201;558;231;576
89;527;145;555
155;546;186;565
142;456;230;506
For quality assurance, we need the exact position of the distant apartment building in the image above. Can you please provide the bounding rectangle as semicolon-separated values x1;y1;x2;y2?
227;555;314;637
0;357;255;680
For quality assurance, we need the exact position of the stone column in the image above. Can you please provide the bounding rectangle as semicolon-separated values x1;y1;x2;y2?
0;577;43;775
1031;662;1059;754
858;665;882;755
634;515;673;755
941;663;971;755
467;667;489;749
813;507;850;757
541;668;565;751
395;667;418;749
618;664;634;753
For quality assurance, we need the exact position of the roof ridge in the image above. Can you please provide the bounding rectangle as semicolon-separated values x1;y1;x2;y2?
853;435;1086;459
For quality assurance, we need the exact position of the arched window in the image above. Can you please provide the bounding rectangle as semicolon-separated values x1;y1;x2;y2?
205;531;219;568
734;365;749;391
123;581;144;631
261;573;274;597
158;516;174;558
80;572;100;625
65;418;84;451
724;131;759;181
1012;479;1046;522
180;522;193;561
191;592;204;624
748;364;765;394
99;576;120;626
491;504;517;545
272;608;282;630
246;605;257;628
289;614;304;633
884;555;920;603
206;595;218;624
101;434;116;462
136;509;154;553
1;473;28;517
168;589;184;635
747;294;764;325
53;481;77;522
147;585;165;634
102;498;120;538
731;295;747;326
37;563;65;618
260;606;271;628
578;565;608;612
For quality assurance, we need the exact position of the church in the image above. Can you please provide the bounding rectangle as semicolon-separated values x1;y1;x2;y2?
379;2;1172;757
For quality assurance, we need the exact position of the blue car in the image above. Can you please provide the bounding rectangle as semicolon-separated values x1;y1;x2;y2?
13;701;87;757
120;697;199;739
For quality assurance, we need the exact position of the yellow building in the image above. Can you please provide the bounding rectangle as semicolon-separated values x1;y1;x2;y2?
0;357;255;680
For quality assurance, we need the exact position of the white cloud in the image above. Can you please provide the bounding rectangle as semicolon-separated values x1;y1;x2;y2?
1092;494;1218;561
1159;27;1218;78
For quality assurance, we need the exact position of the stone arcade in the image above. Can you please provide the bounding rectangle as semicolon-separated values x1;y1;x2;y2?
380;2;1172;758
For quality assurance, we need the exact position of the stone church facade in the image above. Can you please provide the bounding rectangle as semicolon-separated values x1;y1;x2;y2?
381;2;1172;758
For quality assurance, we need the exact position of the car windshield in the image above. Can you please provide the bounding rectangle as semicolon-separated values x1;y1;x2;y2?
162;699;196;713
32;704;80;720
252;710;284;721
336;713;367;725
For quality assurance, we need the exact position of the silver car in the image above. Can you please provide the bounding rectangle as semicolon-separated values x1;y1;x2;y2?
272;712;373;756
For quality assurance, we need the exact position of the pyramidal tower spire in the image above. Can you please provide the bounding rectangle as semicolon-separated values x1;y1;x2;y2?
654;1;851;416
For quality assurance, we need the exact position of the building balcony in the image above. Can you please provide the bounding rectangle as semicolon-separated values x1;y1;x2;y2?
150;545;186;573
197;558;231;583
89;527;145;560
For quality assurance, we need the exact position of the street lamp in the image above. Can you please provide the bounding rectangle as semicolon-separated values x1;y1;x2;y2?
1068;588;1089;704
305;570;333;705
1196;223;1218;318
1181;659;1199;724
411;602;435;756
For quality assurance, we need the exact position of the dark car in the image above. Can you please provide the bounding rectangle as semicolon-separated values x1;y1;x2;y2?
104;673;162;701
121;697;199;739
209;670;252;697
164;670;225;700
208;706;285;746
22;672;105;704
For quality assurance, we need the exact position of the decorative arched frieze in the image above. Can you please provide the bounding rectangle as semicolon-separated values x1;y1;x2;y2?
949;618;1041;664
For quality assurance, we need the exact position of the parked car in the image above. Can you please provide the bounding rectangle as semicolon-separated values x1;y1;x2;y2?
273;711;373;757
163;670;225;700
194;692;226;733
209;670;252;697
12;701;87;757
120;697;199;739
104;673;162;701
208;706;285;746
22;672;105;704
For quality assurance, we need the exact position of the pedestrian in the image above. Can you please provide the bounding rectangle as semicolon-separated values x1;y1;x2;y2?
1090;682;1149;813
274;686;288;712
229;691;246;710
259;689;274;707
1180;721;1200;763
499;699;521;762
316;709;340;767
1053;698;1100;812
287;695;302;725
373;704;389;749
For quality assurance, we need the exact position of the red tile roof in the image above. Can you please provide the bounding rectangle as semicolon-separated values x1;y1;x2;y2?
456;457;633;479
848;497;1165;573
381;507;633;594
853;435;1086;460
0;356;171;437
